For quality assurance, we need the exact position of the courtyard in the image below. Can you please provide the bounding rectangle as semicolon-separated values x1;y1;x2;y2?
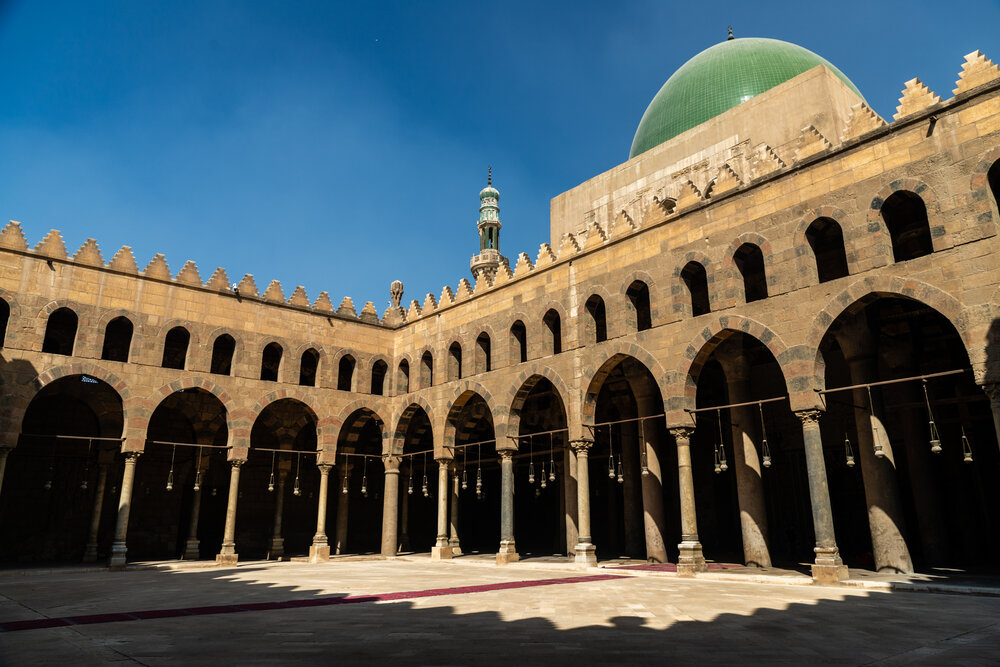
1;559;999;665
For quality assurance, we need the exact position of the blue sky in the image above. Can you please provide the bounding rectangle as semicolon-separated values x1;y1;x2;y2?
1;1;996;313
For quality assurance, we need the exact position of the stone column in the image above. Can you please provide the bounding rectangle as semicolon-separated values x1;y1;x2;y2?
109;451;141;570
334;463;351;555
182;471;204;560
82;462;109;563
399;464;411;552
216;460;243;566
432;458;453;559
309;464;332;562
449;464;462;555
563;445;578;554
380;454;400;558
570;438;597;567
638;421;668;563
496;449;519;564
796;410;849;584
844;352;913;574
984;384;1000;459
620;423;644;557
670;427;706;575
268;469;288;560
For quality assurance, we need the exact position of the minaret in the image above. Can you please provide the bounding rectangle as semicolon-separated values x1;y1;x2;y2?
470;166;509;283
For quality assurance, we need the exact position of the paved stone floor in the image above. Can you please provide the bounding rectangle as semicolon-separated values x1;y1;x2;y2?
1;559;999;665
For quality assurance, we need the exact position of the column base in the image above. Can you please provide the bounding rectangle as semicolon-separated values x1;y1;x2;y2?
496;540;519;565
182;539;201;560
431;545;453;560
574;542;597;568
309;544;330;563
267;537;285;561
82;543;98;563
811;547;849;584
449;538;462;556
108;543;127;571
216;545;238;566
677;540;707;576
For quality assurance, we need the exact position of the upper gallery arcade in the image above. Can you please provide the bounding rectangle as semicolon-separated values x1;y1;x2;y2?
1;36;1000;585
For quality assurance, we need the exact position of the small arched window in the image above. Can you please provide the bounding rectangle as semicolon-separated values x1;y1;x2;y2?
398;359;410;393
626;281;652;331
162;326;190;369
543;309;562;355
680;262;711;316
882;191;933;262
260;342;282;382
210;334;236;375
510;320;527;363
0;298;9;348
806;217;849;283
338;354;356;391
584;295;607;343
299;348;319;387
733;243;768;303
100;316;133;362
420;351;433;388
371;359;388;395
448;342;462;381
475;332;491;373
42;307;78;356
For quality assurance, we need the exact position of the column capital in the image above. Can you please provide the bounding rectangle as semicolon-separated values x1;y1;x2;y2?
981;382;1000;403
794;408;824;426
382;453;402;471
434;456;453;465
317;463;332;475
230;459;246;469
569;438;594;453
498;449;516;461
667;426;696;441
123;450;142;463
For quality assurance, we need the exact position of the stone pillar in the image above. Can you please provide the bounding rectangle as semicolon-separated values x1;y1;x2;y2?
570;438;597;567
620;423;644;557
496;449;519;564
670;427;706;575
334;463;351;555
380;455;400;558
449;464;462;555
638;421;668;563
563;445;578;554
796;410;849;584
82;462;109;563
309;464;332;562
182;470;204;560
399;464;411;553
216;460;243;566
432;458;453;559
109;451;141;570
268;469;288;560
984;384;1000;459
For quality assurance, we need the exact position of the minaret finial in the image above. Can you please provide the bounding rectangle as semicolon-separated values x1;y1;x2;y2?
488;165;492;186
727;26;734;40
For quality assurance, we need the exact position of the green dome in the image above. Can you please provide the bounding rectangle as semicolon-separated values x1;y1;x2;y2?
629;37;863;158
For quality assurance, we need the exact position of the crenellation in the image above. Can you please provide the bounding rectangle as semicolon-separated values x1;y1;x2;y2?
175;260;202;286
894;77;943;121
236;273;259;296
337;296;357;317
423;292;438;312
262;279;285;302
0;221;28;250
557;232;581;259
439;285;456;306
288;285;310;307
72;238;105;267
840;102;888;143
455;278;473;301
205;267;230;291
34;229;68;259
107;246;138;274
313;291;335;312
794;125;834;162
143;253;172;281
359;301;378;323
954;50;1000;96
535;243;556;267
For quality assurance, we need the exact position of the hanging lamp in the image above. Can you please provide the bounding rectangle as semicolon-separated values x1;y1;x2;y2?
166;444;176;491
193;446;203;492
341;458;349;495
961;427;974;464
540;462;547;489
293;452;302;496
867;387;885;458
528;435;535;484
548;433;556;482
407;460;414;495
268;451;276;492
759;403;772;469
639;419;650;477
844;433;856;468
922;379;942;454
461;446;469;490
361;455;369;497
475;443;483;498
716;409;728;472
421;451;429;497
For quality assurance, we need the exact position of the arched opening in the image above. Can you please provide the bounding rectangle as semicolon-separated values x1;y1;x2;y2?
131;388;229;561
512;377;569;558
448;342;463;381
397;359;410;394
371;359;387;395
882;191;933;262
334;408;385;555
42;307;77;356
588;356;678;563
162;327;190;370
337;355;356;391
681;262;710;316
447;393;498;556
819;295;999;574
244;399;319;560
626;281;652;331
2;375;123;563
806;217;850;283
210;334;235;376
543;309;562;355
475;332;491;374
101;316;133;363
585;295;608;343
299;348;319;387
260;342;282;382
734;244;768;303
510;320;527;363
420;352;433;388
988;159;1000;211
395;405;435;554
0;297;9;347
691;332;812;569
